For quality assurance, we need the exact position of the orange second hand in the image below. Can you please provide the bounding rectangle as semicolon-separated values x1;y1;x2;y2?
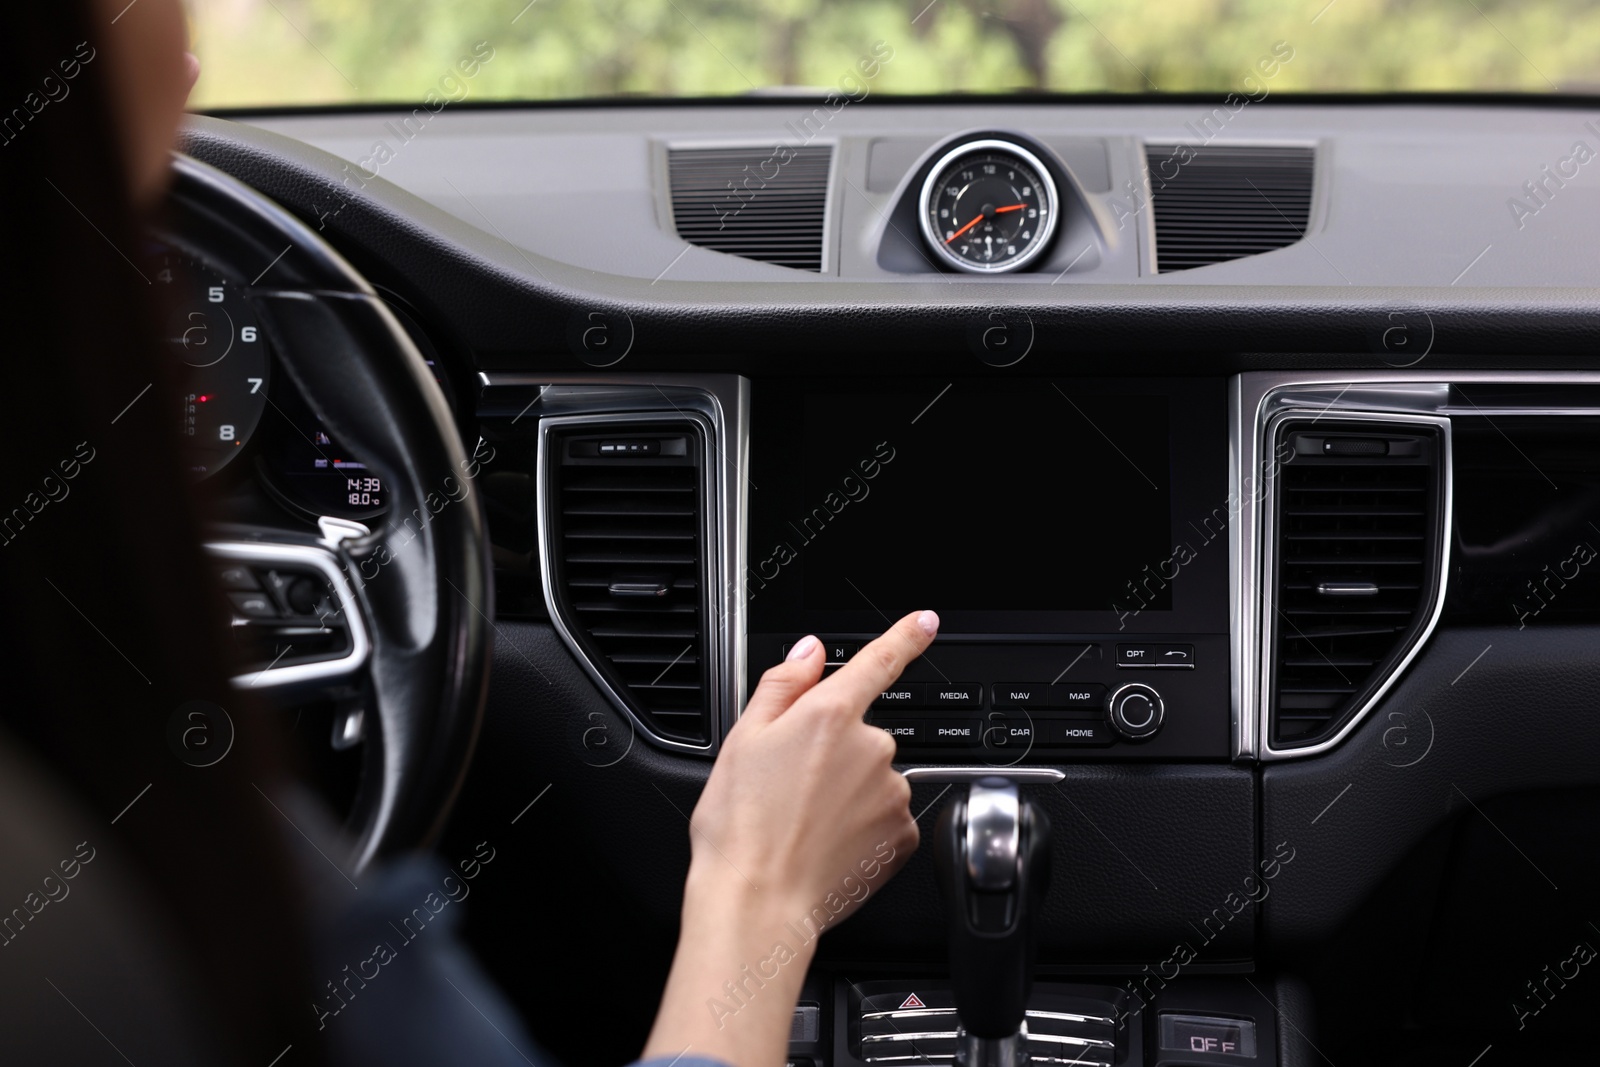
994;204;1026;213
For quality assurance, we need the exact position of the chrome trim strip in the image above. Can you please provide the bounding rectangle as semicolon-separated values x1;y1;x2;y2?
901;767;1067;784
1025;1010;1116;1026
862;1031;961;1044
204;541;370;688
863;1008;959;1020
490;373;749;755
1026;1033;1114;1049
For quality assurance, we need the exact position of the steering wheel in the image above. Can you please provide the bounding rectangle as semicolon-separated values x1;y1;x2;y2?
163;155;493;873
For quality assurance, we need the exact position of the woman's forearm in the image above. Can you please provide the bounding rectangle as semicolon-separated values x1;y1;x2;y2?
643;862;818;1067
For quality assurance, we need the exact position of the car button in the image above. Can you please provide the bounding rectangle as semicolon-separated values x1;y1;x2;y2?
982;714;1038;749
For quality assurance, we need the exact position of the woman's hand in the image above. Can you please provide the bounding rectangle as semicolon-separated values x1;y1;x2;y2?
643;609;939;1067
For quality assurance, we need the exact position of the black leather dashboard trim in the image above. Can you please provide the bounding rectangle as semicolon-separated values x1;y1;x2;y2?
1261;624;1600;953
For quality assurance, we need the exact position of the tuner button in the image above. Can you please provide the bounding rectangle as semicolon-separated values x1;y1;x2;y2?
1107;683;1164;741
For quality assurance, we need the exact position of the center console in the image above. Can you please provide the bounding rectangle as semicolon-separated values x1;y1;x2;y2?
747;377;1232;761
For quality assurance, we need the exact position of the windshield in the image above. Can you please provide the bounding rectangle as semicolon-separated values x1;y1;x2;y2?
189;0;1593;110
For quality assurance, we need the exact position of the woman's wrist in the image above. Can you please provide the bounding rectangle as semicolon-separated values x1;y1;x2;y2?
642;860;819;1067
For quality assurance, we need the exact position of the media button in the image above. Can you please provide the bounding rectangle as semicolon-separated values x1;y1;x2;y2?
1049;719;1113;745
925;683;982;708
1117;643;1195;668
873;683;923;709
871;719;922;743
927;720;980;746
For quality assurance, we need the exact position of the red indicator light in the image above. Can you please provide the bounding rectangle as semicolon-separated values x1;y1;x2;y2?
197;394;210;402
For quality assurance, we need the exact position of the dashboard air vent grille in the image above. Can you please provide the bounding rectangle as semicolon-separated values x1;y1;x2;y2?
1146;144;1315;271
548;424;710;745
668;145;831;271
1268;422;1445;748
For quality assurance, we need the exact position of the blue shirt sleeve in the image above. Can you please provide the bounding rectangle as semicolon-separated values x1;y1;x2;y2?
310;853;554;1067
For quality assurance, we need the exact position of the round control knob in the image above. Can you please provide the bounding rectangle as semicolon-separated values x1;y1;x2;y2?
1107;683;1164;741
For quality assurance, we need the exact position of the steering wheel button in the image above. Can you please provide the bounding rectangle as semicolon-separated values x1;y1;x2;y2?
229;592;278;619
217;565;259;590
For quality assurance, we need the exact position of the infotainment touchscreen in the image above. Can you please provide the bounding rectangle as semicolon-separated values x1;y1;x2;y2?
747;377;1229;637
796;386;1171;613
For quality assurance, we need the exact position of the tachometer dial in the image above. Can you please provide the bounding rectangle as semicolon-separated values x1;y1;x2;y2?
154;252;270;477
918;139;1059;273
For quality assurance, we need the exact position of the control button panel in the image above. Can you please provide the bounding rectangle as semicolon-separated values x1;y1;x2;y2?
754;635;1221;761
1116;643;1195;668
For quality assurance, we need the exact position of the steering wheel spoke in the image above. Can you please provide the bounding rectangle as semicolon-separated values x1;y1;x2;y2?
204;533;372;692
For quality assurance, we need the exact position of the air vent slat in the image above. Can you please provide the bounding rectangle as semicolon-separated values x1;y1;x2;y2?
548;425;712;746
669;146;831;272
1267;422;1444;749
1146;144;1314;272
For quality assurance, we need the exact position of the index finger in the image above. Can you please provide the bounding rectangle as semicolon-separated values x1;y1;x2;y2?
811;610;940;716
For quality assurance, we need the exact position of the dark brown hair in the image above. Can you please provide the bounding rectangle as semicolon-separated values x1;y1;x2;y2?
0;3;323;1060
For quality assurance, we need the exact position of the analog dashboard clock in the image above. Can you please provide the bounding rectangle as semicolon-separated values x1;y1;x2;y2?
918;138;1061;273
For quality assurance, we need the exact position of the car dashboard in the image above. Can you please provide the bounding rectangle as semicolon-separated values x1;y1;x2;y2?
169;96;1600;1067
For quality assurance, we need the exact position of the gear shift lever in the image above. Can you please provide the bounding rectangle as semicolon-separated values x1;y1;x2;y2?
933;777;1052;1067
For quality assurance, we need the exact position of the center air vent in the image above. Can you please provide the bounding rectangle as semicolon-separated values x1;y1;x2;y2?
545;423;711;746
1267;420;1448;750
668;145;831;271
1145;144;1315;272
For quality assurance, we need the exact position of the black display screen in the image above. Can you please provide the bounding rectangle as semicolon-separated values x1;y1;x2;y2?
795;386;1170;612
748;378;1229;636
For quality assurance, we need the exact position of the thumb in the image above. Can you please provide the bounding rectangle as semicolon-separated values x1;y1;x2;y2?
737;634;825;728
